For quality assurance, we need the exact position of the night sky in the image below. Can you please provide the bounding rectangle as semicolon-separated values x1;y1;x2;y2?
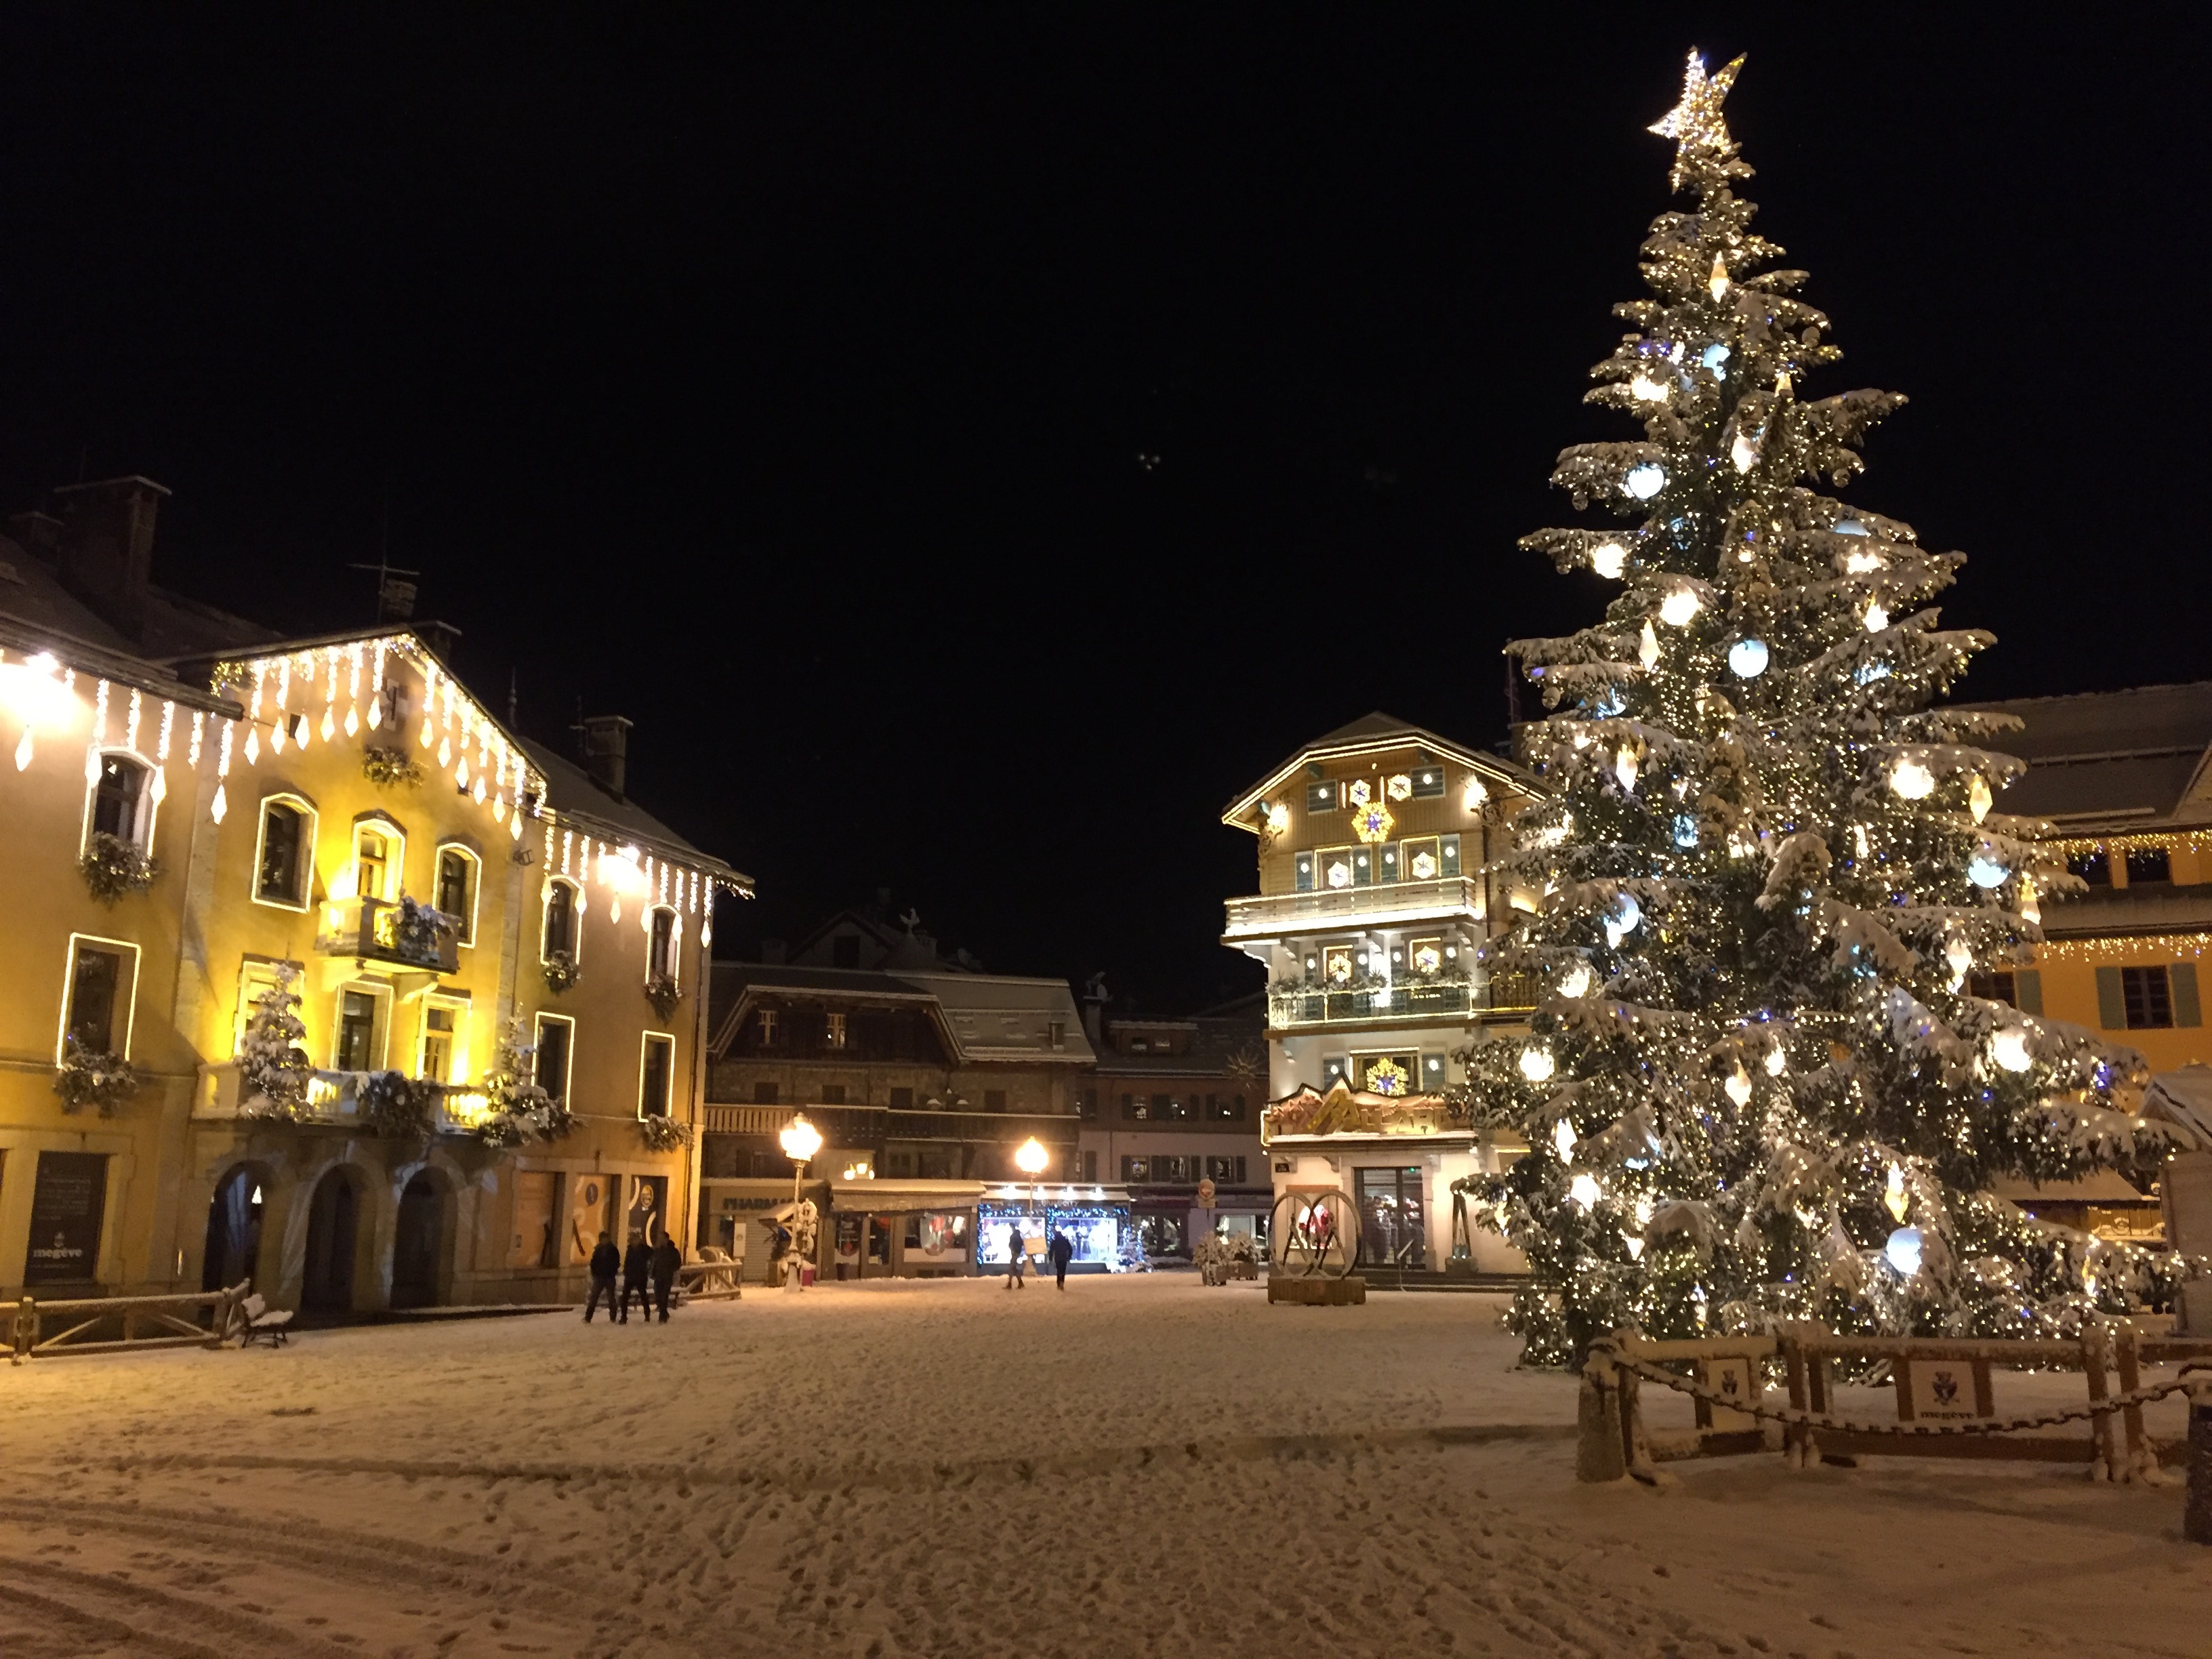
1;12;2205;1013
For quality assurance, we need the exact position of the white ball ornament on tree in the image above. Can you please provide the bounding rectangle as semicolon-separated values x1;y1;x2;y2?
1885;1227;1924;1277
1521;1046;1556;1084
1658;588;1700;626
1727;638;1769;678
1990;1028;2034;1073
1864;601;1889;632
1967;851;2009;888
1591;539;1628;579
1624;462;1666;499
1890;758;1936;800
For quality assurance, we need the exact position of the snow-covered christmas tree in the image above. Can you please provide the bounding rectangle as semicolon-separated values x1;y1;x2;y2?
238;962;312;1118
1457;51;2184;1367
478;1017;577;1148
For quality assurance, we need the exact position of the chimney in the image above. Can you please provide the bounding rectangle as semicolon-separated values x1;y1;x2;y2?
575;714;632;799
7;510;63;561
52;476;169;642
1081;974;1109;1046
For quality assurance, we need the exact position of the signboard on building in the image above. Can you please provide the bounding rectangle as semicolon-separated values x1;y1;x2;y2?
24;1151;108;1286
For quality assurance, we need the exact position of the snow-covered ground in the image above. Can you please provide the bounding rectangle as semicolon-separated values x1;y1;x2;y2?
1;1275;2205;1658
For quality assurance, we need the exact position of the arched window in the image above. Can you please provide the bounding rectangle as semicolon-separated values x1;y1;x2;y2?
542;879;579;960
351;821;405;903
86;751;154;849
253;795;317;909
647;906;678;981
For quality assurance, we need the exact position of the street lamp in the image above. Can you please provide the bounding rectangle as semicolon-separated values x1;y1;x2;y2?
780;1113;823;1204
1015;1137;1048;1267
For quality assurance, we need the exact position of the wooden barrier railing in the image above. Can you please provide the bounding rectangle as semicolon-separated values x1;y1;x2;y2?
10;1282;250;1366
675;1260;742;1301
1579;1322;2212;1487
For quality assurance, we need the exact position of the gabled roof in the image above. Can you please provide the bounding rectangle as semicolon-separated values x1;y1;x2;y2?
708;962;1094;1067
1222;710;1536;832
1966;683;2212;831
518;736;745;885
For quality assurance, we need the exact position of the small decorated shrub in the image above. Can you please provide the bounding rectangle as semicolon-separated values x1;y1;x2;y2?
644;972;682;1021
363;746;424;790
543;949;582;995
79;831;157;904
359;1070;434;1142
638;1113;695;1152
54;1036;140;1117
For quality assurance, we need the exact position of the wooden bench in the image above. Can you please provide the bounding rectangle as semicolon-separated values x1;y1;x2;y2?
230;1292;295;1349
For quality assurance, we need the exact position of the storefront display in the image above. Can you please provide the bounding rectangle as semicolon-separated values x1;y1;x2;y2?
975;1196;1128;1270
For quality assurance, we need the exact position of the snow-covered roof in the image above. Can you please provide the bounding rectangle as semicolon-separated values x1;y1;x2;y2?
1965;682;2212;830
709;963;1094;1067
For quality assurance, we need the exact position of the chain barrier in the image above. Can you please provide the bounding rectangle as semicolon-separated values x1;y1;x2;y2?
1603;1347;2209;1439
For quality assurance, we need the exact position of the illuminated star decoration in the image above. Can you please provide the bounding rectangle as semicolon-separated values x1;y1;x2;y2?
1648;48;1744;192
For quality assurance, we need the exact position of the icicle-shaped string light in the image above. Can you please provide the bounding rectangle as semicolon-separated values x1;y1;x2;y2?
156;700;175;762
188;711;205;766
211;718;234;823
368;640;387;729
419;665;438;747
125;687;143;752
320;645;338;742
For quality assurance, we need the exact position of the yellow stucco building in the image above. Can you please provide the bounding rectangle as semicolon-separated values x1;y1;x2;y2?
0;478;745;1313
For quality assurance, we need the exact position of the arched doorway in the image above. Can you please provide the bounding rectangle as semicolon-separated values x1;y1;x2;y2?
302;1167;359;1313
390;1171;447;1309
202;1166;266;1292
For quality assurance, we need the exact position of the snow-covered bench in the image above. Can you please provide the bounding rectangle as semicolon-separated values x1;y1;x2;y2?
232;1293;294;1348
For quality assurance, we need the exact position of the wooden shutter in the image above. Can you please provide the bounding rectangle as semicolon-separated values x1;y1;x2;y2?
2013;968;2043;1016
2095;966;2125;1030
2174;962;2203;1028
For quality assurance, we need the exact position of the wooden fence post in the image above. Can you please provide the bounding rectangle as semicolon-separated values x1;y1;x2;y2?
2083;1323;2115;1481
9;1296;32;1366
1576;1345;1628;1483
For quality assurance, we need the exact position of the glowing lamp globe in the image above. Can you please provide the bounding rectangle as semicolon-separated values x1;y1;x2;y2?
1966;853;2009;889
1990;1028;2034;1073
1890;758;1936;800
779;1115;823;1166
1557;964;1593;1000
1519;1046;1555;1084
1727;638;1769;678
1590;540;1627;579
1658;588;1700;627
1014;1137;1050;1177
1883;1226;1923;1277
1568;1173;1603;1210
1622;462;1666;500
1700;342;1729;373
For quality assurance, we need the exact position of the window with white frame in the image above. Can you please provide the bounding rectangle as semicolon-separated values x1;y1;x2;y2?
825;1010;848;1050
253;796;316;909
419;997;468;1084
59;935;140;1061
85;751;156;852
434;845;479;945
647;905;678;981
533;1013;575;1103
331;983;388;1073
541;878;579;960
351;819;405;903
638;1031;674;1119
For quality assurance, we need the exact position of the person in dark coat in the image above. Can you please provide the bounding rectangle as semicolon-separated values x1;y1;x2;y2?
583;1231;621;1322
1047;1227;1073;1290
650;1235;682;1323
620;1231;653;1324
1004;1222;1027;1290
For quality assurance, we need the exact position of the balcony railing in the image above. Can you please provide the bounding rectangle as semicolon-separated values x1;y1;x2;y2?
195;1060;489;1133
1223;876;1484;940
1266;972;1536;1030
316;896;459;974
699;1101;1078;1144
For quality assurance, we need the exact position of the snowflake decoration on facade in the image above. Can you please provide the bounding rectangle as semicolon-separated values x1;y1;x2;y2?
1385;773;1413;801
1412;942;1442;975
1346;778;1372;808
1352;801;1395;844
1410;850;1438;879
1365;1057;1410;1097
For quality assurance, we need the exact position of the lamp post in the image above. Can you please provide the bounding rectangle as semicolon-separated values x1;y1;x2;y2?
779;1113;823;1290
1015;1136;1048;1268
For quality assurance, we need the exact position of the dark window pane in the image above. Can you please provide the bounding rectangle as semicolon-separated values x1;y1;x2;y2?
2068;848;2110;886
650;909;675;976
819;1084;846;1105
437;851;471;923
888;1086;913;1109
337;990;377;1071
545;883;576;955
985;1090;1007;1112
259;804;303;902
2126;847;2172;884
640;1036;672;1118
1967;971;2018;1007
68;948;122;1053
92;756;144;841
2123;966;2174;1029
533;1019;571;1097
753;1081;779;1105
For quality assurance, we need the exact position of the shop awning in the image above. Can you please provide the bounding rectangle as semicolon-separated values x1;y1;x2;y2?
827;1178;987;1216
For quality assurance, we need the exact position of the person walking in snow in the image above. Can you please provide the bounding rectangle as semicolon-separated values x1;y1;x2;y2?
620;1231;653;1324
583;1230;621;1322
1047;1227;1073;1290
650;1233;682;1323
1004;1222;1027;1290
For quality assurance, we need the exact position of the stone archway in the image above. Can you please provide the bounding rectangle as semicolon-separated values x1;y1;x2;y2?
302;1165;363;1314
390;1169;451;1309
201;1164;270;1293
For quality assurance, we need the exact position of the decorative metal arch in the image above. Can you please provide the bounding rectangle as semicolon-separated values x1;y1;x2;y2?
1267;1188;1360;1280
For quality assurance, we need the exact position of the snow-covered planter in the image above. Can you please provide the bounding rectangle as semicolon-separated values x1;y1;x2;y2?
237;963;311;1120
638;1114;695;1153
390;896;456;967
359;1071;434;1142
542;949;581;996
54;1037;140;1117
362;745;423;790
79;831;157;904
643;972;682;1022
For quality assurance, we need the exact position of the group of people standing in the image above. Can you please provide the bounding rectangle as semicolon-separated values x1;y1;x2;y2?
1004;1224;1076;1290
583;1229;682;1323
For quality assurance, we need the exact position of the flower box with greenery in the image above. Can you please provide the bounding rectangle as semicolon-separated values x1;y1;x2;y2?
358;1070;434;1143
54;1036;140;1117
477;1018;577;1148
361;745;423;790
643;971;682;1021
388;896;456;968
638;1113;695;1153
78;830;157;904
542;949;581;995
237;962;312;1120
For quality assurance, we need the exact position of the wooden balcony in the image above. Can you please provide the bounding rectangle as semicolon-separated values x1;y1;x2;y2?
195;1060;490;1133
1223;876;1484;941
1266;972;1535;1031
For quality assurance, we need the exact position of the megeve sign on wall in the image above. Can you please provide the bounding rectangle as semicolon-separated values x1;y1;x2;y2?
24;1151;109;1286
